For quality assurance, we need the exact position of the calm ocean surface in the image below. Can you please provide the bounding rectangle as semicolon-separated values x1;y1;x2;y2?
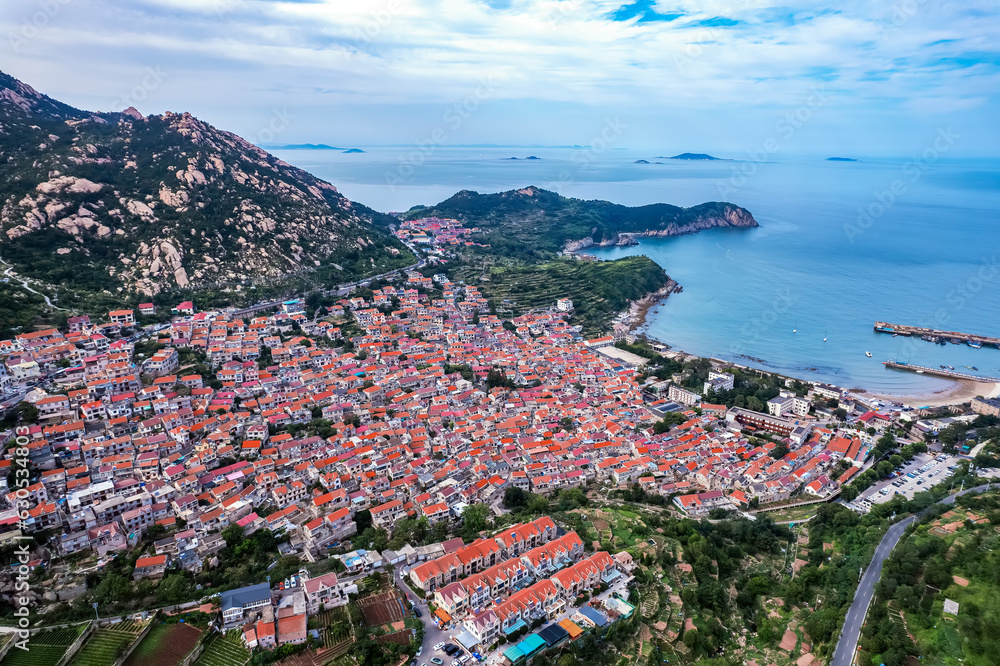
273;147;1000;396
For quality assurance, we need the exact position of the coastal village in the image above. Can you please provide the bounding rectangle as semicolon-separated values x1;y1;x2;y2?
0;220;993;666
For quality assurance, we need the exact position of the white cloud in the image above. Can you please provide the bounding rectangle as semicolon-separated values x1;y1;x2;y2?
2;0;998;149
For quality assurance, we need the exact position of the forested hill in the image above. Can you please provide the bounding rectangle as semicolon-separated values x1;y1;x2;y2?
404;185;757;260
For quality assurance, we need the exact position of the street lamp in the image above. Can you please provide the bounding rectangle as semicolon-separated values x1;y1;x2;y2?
92;602;99;621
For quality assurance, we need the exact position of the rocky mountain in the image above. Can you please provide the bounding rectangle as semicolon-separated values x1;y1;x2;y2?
404;186;757;259
0;70;412;300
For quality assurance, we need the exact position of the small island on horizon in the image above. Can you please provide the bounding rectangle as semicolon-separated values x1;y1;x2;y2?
658;153;727;161
268;143;342;150
342;148;366;154
826;156;859;162
505;156;541;160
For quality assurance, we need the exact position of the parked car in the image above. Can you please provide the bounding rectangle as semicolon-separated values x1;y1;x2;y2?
432;658;444;664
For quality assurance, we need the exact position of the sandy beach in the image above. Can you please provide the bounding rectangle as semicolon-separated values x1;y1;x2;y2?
869;379;1000;408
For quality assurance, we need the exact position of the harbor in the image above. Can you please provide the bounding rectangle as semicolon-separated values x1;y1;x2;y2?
873;321;999;348
882;360;1000;383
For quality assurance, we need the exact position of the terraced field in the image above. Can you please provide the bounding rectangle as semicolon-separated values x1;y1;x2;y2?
452;255;670;336
70;621;148;666
0;625;84;666
124;622;202;666
193;630;250;666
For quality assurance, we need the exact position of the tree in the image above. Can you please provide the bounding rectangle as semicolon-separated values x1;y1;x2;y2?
770;443;789;460
461;503;490;540
503;486;529;509
222;524;246;549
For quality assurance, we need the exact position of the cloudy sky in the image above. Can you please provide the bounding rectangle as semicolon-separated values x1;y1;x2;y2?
4;0;1000;155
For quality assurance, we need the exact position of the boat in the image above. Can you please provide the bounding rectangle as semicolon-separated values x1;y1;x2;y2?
950;338;961;344
916;370;924;374
948;365;955;370
968;340;983;349
972;366;979;372
893;333;898;337
964;365;974;370
940;365;947;369
865;351;873;357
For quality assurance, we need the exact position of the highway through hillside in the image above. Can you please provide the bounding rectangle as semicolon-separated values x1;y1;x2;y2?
830;483;991;666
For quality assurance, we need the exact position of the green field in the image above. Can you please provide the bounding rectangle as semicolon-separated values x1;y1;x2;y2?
69;623;146;666
0;625;84;666
193;630;250;666
124;622;203;666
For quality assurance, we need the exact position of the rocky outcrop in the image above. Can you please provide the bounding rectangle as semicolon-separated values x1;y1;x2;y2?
0;69;411;297
563;204;757;252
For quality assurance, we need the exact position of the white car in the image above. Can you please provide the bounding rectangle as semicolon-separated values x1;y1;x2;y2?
434;643;445;651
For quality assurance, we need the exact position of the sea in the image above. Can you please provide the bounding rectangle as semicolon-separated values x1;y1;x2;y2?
272;146;1000;398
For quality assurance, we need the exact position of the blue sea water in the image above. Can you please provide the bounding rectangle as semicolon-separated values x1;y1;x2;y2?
273;146;1000;396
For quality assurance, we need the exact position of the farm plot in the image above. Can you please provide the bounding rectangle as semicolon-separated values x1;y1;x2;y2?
357;591;406;627
70;620;148;666
124;623;203;666
193;630;250;666
375;630;412;647
1;625;84;666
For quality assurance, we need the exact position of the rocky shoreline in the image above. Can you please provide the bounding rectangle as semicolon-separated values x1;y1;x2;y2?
621;280;681;332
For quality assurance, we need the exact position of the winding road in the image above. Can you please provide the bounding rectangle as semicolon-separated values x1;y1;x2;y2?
830;484;991;666
3;265;65;310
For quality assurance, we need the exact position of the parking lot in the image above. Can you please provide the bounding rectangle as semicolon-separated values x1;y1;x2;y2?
854;453;963;511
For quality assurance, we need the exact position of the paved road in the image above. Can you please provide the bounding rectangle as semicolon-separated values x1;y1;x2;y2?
830;484;990;666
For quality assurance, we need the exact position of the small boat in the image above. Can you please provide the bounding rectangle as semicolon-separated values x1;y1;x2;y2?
893;333;898;337
865;351;873;357
950;338;961;344
964;365;974;370
972;366;979;372
940;365;947;369
916;370;924;374
948;365;955;370
968;340;983;349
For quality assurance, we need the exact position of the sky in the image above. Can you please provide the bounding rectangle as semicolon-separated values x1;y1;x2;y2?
3;0;1000;157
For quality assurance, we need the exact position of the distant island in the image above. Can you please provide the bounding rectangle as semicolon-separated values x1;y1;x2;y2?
505;156;541;160
270;143;341;150
661;153;726;161
826;157;859;162
635;159;650;164
343;148;365;154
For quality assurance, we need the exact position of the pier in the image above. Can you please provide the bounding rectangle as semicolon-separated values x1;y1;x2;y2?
882;360;1000;383
873;321;1000;348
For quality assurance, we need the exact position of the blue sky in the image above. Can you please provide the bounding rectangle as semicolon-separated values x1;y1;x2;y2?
3;0;1000;156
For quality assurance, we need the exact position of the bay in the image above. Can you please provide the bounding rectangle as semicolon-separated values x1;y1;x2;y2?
273;147;1000;396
